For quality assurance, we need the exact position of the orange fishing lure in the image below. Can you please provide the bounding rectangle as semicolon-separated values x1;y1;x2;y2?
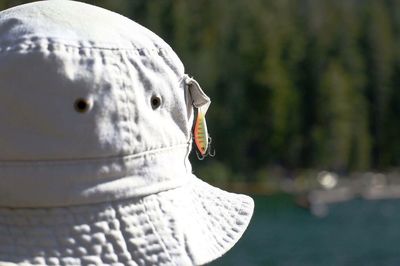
193;109;215;160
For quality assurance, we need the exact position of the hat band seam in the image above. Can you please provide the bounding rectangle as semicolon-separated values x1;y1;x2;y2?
0;143;190;167
0;144;192;207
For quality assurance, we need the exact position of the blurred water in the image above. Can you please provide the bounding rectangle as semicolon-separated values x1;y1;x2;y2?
209;195;400;266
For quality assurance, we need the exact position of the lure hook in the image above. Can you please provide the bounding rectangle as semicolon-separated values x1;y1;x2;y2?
196;151;206;160
208;148;216;157
207;137;216;157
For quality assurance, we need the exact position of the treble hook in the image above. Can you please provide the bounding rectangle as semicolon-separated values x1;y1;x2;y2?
207;137;216;157
196;151;206;160
195;137;215;160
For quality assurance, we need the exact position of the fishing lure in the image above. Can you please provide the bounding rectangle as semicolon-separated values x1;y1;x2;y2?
184;74;215;160
193;108;215;160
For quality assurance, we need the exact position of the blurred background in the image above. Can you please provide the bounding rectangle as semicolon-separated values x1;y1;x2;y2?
2;0;400;265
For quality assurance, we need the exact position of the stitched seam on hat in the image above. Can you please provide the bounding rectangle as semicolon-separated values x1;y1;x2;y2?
142;198;176;265
196;185;228;251
157;49;180;77
119;53;135;154
112;54;133;155
111;201;135;263
0;37;170;53
0;143;189;166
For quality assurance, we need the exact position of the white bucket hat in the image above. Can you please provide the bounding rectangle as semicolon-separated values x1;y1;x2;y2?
0;1;254;265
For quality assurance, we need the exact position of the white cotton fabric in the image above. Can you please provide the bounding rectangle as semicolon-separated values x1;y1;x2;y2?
0;1;254;265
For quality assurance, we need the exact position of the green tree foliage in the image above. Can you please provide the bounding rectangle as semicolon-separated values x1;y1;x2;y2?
1;0;399;180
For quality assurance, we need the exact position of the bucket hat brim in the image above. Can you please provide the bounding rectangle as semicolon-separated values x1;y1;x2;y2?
0;174;253;266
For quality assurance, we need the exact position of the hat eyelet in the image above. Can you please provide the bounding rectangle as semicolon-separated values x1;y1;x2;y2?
74;98;91;113
151;95;162;109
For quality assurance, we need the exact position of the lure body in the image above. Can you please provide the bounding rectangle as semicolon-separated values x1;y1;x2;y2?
194;110;209;157
185;75;214;159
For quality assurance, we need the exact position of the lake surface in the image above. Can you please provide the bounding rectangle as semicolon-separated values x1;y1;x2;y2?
209;194;400;266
